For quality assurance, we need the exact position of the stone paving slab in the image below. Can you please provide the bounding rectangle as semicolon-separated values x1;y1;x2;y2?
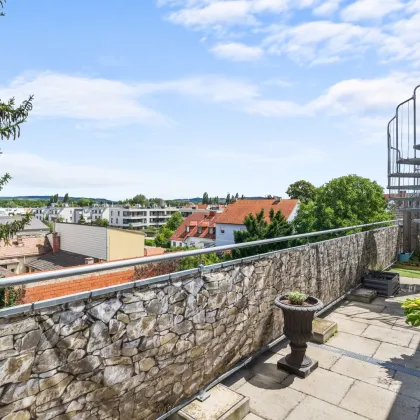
326;313;369;335
335;302;385;316
236;375;305;420
340;380;420;420
281;367;355;405
388;370;420;401
243;414;264;420
330;354;395;389
285;396;368;420
373;342;420;370
248;353;290;384
362;324;413;347
273;342;342;370
326;331;381;357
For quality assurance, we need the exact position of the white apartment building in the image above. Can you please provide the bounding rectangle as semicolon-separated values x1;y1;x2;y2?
108;206;180;230
33;204;77;223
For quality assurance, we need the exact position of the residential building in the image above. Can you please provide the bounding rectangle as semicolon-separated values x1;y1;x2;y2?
170;211;217;248
180;204;224;218
215;198;299;246
0;236;50;274
33;204;78;223
108;206;180;230
53;222;145;261
0;217;51;274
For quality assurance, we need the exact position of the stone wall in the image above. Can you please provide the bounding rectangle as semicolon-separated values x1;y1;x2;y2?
0;226;399;420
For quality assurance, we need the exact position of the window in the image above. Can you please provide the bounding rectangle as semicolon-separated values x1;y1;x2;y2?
111;218;113;223
118;211;120;216
186;226;190;232
116;219;119;224
198;227;202;234
111;211;113;216
220;227;225;234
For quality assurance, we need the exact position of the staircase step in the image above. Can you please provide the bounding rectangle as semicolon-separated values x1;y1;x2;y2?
387;185;420;190
389;172;420;178
171;384;250;420
397;158;420;165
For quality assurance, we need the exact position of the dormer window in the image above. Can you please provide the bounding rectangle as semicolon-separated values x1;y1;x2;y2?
198;227;202;234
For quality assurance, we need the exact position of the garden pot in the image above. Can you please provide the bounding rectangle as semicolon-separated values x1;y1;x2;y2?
274;295;323;378
363;270;400;297
399;252;413;262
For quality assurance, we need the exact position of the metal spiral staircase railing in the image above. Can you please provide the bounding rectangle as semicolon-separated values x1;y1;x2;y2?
388;85;420;195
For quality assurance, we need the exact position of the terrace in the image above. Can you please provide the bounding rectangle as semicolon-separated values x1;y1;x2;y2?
0;220;417;420
224;278;420;420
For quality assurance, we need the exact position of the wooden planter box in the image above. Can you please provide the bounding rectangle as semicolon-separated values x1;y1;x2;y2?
362;271;400;297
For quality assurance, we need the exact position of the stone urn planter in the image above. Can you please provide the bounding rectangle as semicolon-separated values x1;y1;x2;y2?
274;294;323;378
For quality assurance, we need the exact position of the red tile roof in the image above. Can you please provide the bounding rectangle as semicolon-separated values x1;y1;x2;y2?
215;199;299;225
170;212;218;242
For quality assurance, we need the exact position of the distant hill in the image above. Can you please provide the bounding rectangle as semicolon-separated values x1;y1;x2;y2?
0;196;112;202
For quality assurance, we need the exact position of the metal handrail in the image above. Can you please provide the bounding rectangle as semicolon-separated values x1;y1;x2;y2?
0;220;399;288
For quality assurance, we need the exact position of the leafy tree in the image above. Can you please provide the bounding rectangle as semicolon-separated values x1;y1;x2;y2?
235;192;239;200
130;194;148;206
0;2;33;244
202;192;209;205
286;180;316;203
78;214;86;224
93;218;109;227
53;194;59;203
77;198;91;207
226;193;231;204
293;175;392;235
241;194;245;200
145;239;155;246
55;216;64;223
232;208;292;258
5;200;17;208
63;193;69;203
128;223;134;230
165;211;183;231
154;225;174;248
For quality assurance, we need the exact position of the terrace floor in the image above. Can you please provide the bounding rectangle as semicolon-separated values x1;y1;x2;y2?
224;277;420;420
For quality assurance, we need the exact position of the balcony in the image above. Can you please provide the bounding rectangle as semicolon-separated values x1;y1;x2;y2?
0;221;418;420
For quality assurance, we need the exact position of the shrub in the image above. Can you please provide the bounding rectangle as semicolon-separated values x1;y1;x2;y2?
401;297;420;326
287;291;308;305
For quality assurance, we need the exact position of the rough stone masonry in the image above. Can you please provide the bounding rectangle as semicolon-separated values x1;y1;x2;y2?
0;226;399;419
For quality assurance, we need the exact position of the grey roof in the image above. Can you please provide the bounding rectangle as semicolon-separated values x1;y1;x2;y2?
0;216;49;233
0;267;15;277
27;251;90;272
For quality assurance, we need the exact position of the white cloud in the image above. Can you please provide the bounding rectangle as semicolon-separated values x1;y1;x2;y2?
308;72;419;114
341;0;405;22
263;21;383;65
167;1;257;28
0;153;141;190
313;0;342;16
0;72;167;126
210;42;264;61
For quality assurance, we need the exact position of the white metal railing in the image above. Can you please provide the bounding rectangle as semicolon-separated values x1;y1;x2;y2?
0;220;398;289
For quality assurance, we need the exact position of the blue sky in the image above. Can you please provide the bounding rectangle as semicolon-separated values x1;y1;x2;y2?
0;0;418;200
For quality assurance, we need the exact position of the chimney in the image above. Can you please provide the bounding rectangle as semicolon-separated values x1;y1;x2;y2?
85;257;94;265
52;232;60;253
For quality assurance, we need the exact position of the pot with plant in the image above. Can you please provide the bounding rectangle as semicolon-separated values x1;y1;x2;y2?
274;291;323;378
